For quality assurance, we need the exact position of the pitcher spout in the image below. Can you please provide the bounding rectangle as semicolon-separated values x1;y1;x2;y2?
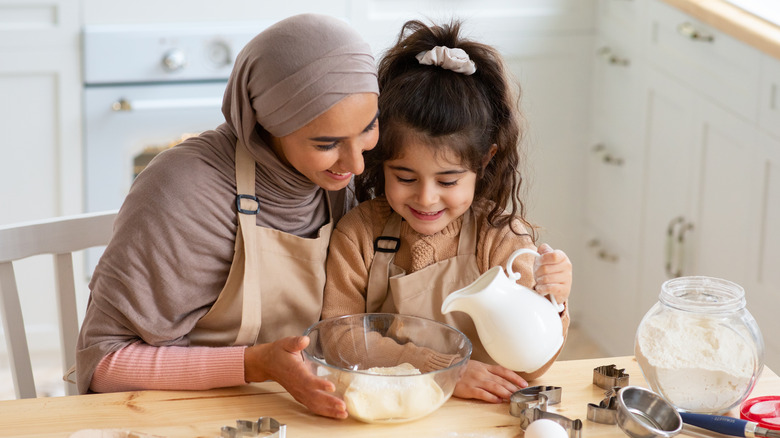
441;289;468;315
441;265;503;315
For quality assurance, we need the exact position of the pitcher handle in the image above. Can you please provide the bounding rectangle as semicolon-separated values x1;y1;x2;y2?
506;248;565;313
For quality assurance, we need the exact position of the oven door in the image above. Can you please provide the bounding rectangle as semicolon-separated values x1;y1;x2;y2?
83;81;227;273
84;81;227;213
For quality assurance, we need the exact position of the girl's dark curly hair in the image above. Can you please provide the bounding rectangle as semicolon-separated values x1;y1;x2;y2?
355;19;535;239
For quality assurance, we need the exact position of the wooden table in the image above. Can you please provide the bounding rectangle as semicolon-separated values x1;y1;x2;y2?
2;356;778;437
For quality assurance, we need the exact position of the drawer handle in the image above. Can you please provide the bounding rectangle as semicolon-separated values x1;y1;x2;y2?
677;22;714;42
592;143;624;166
588;239;620;263
597;47;630;67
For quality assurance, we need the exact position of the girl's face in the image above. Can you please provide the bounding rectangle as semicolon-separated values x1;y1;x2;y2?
271;93;379;191
383;139;477;236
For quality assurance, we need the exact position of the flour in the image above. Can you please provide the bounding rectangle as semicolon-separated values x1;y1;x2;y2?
343;362;445;423
635;311;755;412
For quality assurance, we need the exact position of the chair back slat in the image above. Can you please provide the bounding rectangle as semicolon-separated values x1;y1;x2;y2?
0;210;117;399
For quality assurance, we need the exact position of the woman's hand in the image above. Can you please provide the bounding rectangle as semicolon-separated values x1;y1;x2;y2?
453;360;528;403
534;243;572;307
244;336;348;419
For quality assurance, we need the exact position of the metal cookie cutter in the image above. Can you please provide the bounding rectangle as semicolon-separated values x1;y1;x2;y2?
586;386;620;424
221;417;286;438
510;387;582;438
510;391;549;417
593;364;629;389
516;385;563;405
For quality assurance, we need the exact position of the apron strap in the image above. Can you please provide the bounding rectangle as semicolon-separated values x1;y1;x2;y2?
457;208;477;256
365;209;477;312
233;141;263;345
366;213;402;312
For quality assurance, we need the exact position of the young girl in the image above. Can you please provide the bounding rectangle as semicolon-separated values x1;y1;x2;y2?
322;19;572;404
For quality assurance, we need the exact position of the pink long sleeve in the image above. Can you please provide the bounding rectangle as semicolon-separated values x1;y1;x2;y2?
90;341;247;392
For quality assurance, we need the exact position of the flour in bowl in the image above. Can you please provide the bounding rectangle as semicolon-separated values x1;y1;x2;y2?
635;311;755;412
344;362;445;422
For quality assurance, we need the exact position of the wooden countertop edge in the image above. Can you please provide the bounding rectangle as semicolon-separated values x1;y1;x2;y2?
660;0;780;61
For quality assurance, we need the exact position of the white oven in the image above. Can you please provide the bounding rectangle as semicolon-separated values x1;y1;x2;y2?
82;22;268;269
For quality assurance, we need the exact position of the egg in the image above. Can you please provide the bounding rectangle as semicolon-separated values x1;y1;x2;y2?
524;418;569;438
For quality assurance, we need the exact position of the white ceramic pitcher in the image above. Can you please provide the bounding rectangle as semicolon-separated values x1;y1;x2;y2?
441;248;564;372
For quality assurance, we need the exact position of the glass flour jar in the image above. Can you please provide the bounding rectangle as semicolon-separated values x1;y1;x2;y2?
634;276;764;414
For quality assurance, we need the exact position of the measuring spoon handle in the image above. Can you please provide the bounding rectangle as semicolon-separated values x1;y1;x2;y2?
679;412;748;437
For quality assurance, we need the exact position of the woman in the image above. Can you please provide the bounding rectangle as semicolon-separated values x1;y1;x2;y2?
75;13;379;420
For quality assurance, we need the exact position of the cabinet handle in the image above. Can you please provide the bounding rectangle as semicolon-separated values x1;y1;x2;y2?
111;97;223;112
597;47;630;67
588;239;620;263
664;216;694;278
676;221;694;277
665;216;685;277
677;22;714;43
592;143;624;166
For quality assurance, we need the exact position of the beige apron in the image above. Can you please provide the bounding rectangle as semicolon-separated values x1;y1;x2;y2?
188;141;332;346
365;210;493;364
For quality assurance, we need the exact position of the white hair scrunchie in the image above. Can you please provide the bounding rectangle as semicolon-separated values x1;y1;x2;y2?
415;46;477;75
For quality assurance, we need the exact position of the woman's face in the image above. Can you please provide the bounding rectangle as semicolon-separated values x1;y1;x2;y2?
383;140;477;236
271;93;379;191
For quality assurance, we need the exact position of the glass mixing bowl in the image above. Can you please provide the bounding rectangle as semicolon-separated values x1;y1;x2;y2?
302;313;472;423
635;276;764;414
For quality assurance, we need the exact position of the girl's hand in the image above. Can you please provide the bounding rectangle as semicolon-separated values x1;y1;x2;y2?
453;360;528;403
534;243;572;307
244;336;348;419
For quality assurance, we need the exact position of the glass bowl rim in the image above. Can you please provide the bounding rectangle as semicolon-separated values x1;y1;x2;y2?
302;312;473;376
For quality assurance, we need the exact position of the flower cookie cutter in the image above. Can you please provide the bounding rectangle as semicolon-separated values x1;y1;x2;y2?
220;417;286;438
593;364;629;390
509;386;582;438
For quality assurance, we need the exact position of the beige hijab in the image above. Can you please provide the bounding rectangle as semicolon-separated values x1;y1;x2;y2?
75;13;378;394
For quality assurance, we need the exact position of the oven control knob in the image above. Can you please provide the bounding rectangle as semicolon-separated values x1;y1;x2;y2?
207;40;233;68
162;49;187;72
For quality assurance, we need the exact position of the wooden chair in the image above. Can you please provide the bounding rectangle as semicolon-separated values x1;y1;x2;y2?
0;210;117;398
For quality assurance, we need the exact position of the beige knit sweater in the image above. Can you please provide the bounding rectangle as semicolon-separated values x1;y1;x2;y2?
323;197;570;380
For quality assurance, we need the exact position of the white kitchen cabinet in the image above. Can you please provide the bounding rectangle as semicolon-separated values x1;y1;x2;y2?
646;0;761;122
637;68;763;312
576;0;645;355
751;132;780;372
0;0;84;362
759;54;780;141
579;0;776;368
0;0;81;222
637;0;766;319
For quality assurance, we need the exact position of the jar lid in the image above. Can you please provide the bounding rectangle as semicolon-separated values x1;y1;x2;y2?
740;396;780;428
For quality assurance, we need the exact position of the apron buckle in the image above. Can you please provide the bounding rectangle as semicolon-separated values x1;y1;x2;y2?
374;236;400;253
236;194;260;215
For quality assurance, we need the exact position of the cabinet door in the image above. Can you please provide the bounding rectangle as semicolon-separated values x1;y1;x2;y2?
579;227;640;355
639;69;762;310
0;0;82;360
751;132;780;371
637;70;697;312
690;102;761;284
759;54;780;141
588;35;642;245
579;36;644;356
